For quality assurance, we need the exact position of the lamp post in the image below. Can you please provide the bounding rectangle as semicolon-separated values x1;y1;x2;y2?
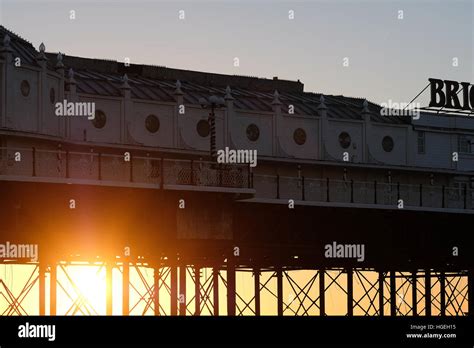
199;95;226;162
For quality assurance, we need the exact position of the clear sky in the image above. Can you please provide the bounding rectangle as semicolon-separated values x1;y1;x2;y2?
1;0;473;106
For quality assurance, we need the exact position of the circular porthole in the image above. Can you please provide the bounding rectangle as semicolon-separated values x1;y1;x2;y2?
246;124;260;142
92;110;106;129
338;132;351;149
145;114;160;133
49;88;55;104
20;80;30;97
382;136;394;152
293;128;306;145
197;119;210;137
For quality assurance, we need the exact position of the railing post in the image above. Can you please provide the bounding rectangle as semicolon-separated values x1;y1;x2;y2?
190;160;194;185
32;147;36;176
326;178;330;202
442;185;445;208
419;184;423;207
374;180;377;204
276;174;280;199
98;153;102;180
302;176;305;201
350;179;354;203
66;151;69;179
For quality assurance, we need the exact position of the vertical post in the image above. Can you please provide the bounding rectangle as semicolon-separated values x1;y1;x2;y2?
190;160;194;185
425;270;431;316
227;260;236;316
194;266;201;316
106;262;113;315
390;271;396;316
374;180;377;204
247;164;251;189
378;271;384;316
32;147;37;177
276;174;280;199
347;268;353;316
50;263;57;316
319;269;326;316
469;269;474;317
213;267;219;316
326;178;330;202
440;271;446;316
301;176;305;201
154;267;160;316
122;260;129;316
277;267;283;316
39;263;46;315
179;265;187;316
419;184;423;207
170;265;178;315
254;267;260;316
412;271;417;316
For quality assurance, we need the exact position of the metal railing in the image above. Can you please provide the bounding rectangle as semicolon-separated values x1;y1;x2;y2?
0;147;251;189
253;174;474;210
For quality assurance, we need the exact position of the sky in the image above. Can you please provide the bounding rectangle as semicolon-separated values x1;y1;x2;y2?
0;0;472;107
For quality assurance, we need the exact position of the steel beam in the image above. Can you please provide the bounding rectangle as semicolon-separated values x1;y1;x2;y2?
425;270;431;316
106;263;113;315
227;260;236;316
122;260;129;316
213;267;219;316
170;265;178;315
195;266;201;316
254;267;260;316
440;271;446;316
390;271;396;316
319;269;325;316
412;271;417;316
277;267;283;316
153;267;160;316
378;271;384;316
39;263;46;315
50;263;57;316
179;265;186;316
347;268;353;316
469;269;474;317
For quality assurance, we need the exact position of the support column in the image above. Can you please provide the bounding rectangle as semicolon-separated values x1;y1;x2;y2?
106;263;113;316
277;267;283;316
122;260;129;316
227;260;236;316
170;265;178;315
425;270;431;316
378;271;384;316
319;269;325;316
469;269;474;317
179;265;187;316
50;263;57;316
194;266;201;316
254;267;260;316
347;268;353;316
39;263;46;315
213;267;219;316
440;271;446;317
153;267;160;316
412;271;417;316
390;271;396;316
